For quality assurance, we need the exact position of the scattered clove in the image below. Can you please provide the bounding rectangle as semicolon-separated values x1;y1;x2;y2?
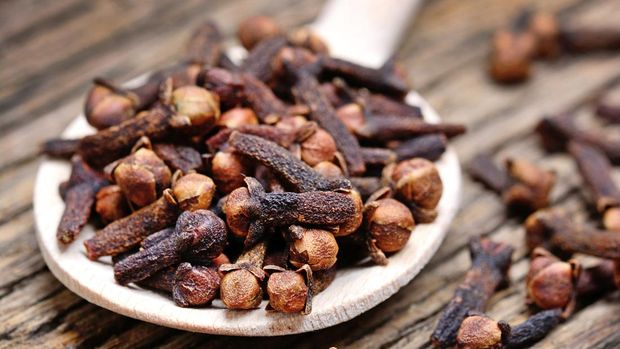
364;197;415;259
173;262;221;307
57;156;108;244
431;238;514;348
152;143;203;174
560;27;620;53
288;226;339;271
241;36;288;82
568;141;620;231
354;115;466;141
183;21;222;67
237;16;282;50
265;264;313;314
392;134;447;162
596;93;620;124
456;309;563;349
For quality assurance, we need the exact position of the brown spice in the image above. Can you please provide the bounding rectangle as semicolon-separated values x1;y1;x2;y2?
95;185;129;223
237;16;282;50
152;143;203;174
173;263;221;307
289;226;339;271
40;138;79;159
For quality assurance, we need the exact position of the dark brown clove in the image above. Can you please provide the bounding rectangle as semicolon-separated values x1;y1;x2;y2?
536;113;620;163
84;190;179;260
184;21;222;67
456;309;563;349
528;11;561;59
199;68;245;108
300;128;337;166
141;227;175;250
152;143;203;174
355;115;466;141
265;264;313;314
40;138;80;159
360;147;397;166
525;208;620;259
568;141;620;231
114;210;227;285
95;185;129;223
137;265;177;293
219;240;268;310
107;146;172;208
502;158;556;211
240;73;289;124
292;69;366;175
241;35;288;82
430;238;514;348
350;177;383;199
173;262;221;307
468;153;513;194
171;172;216;212
313;161;344;179
488;10;536;83
57;155;108;244
364;198;415;257
560;27;620;53
224;177;356;246
320;56;409;98
365;93;422;118
228;131;351;192
237;16;282;51
526;248;580;317
311;266;336;294
289;226;339;271
392;134;447;162
576;259;618;298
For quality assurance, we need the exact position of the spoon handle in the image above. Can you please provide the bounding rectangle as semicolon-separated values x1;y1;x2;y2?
311;0;424;68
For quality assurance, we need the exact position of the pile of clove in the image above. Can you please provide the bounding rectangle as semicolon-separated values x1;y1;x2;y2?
41;16;466;313
429;94;620;348
489;8;620;84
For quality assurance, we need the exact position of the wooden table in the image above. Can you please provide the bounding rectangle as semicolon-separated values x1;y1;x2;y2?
2;0;620;347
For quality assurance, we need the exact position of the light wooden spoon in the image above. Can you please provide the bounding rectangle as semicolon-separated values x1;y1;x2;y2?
33;0;461;336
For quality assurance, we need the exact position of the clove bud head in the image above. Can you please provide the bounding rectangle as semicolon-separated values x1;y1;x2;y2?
288;27;329;54
526;248;579;313
300;128;337;166
220;268;263;309
313;161;344;178
172;173;216;212
95;185;129;223
171;86;220;127
211;151;252;194
217;107;259;129
390;158;443;209
223;187;253;238
84;82;135;129
334;189;364;237
266;270;308;313
365;198;415;253
173;263;220;307
111;147;172;208
456;314;504;349
237;15;282;50
290;228;339;271
336;103;365;134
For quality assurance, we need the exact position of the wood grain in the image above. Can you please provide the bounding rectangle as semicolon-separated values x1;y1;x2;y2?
1;0;620;347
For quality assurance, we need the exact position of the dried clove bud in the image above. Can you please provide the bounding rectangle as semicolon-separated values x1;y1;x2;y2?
84;190;179;260
596;92;620;124
526;248;580;317
237;16;282;50
288;27;328;54
560;27;620;53
229;131;351;192
114;210;227;284
199;68;245;108
468;153;513;194
456;309;563;349
107;146;172;208
137;265;177;293
311;266;336;294
524;208;620;259
292;69;366;175
40;138;79;159
355;115;466;141
219;240;268;310
241;36;288;82
289;226;339;271
300;128;337;166
528;11;560;59
240;73;289;124
224;177;356;246
360;147;397;167
170;85;220;128
95;185;129;223
84;76;161;130
265;265;312;314
57;156;109;243
536;113;620;163
431;238;514;348
389;158;443;210
576;259;618;298
217;107;259;128
503;158;555;211
171;172;216;212
173;262;221;307
210;150;254;194
488;10;536;83
184;21;222;66
364;198;415;255
392;134;447;162
152;143;203;174
350;177;383;199
313;161;344;178
568;141;620;231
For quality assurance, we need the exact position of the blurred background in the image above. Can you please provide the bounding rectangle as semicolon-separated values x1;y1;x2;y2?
1;0;620;347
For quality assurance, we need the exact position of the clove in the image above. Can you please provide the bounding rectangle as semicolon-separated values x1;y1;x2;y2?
171;172;216;212
456;309;563;349
568;141;620;231
292;69;366;175
152;143;203;174
241;35;288;82
360;147;397;167
172;262;221;307
388;158;443;211
228;131;351;192
364;197;415;261
430;238;514;348
237;16;282;50
596;93;620;124
354;115;466;141
40;138;80;159
210;150;254;194
264;264;313;314
217;107;259;128
560;27;620;53
95;185;129;223
113;210;227;285
57;155;108;244
240;73;289;124
183;21;222;67
392;134;447;162
288;226;339;271
219;240;268;310
223;177;357;246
